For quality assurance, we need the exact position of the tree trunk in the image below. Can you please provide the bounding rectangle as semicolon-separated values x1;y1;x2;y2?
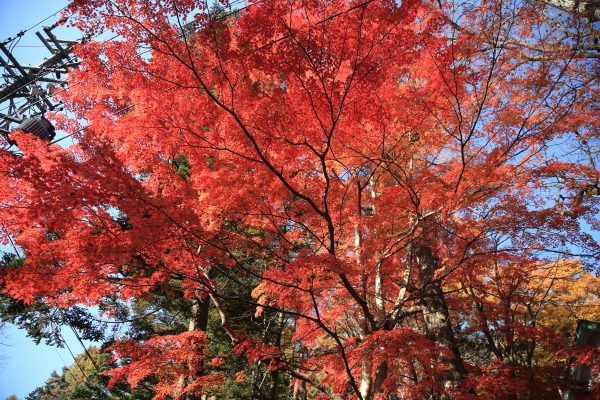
371;361;388;399
269;312;285;400
414;244;464;397
292;381;307;400
185;293;212;400
540;0;600;20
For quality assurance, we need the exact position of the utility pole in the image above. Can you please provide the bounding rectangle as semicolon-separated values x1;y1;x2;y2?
0;20;85;143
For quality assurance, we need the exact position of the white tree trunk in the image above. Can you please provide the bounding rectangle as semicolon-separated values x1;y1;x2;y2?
541;0;600;20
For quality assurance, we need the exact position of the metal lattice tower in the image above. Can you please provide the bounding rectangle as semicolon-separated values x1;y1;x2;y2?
0;20;85;142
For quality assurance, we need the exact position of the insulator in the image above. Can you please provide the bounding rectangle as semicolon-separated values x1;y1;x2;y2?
13;117;56;141
29;84;44;97
46;83;57;95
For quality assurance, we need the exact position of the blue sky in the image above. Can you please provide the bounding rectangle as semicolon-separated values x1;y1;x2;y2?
0;1;98;399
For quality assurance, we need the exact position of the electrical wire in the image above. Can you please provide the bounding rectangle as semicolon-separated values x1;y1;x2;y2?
7;235;21;258
7;35;21;54
69;323;102;371
23;5;71;34
0;35;91;106
60;329;93;385
0;4;69;49
0;0;243;110
1;2;264;386
0;0;248;110
5;0;377;145
54;346;68;369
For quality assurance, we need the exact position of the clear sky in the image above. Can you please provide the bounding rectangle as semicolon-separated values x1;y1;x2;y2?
0;1;97;399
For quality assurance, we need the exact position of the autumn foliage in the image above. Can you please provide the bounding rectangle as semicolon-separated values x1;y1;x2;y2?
2;0;600;398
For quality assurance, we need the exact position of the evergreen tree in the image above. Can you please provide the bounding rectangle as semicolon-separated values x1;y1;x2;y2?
25;346;154;400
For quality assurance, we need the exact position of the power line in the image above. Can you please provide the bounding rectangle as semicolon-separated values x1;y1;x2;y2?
0;33;91;106
69;323;101;372
7;236;21;258
1;5;70;47
23;6;70;35
0;25;86;138
5;0;377;145
60;329;93;385
0;0;249;111
4;2;250;137
0;0;249;119
0;0;248;118
54;346;68;369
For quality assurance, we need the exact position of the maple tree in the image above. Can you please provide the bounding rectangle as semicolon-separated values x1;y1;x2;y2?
1;0;600;399
0;253;107;348
451;259;600;399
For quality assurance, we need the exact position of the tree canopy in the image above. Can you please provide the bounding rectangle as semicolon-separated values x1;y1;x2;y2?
2;0;600;398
